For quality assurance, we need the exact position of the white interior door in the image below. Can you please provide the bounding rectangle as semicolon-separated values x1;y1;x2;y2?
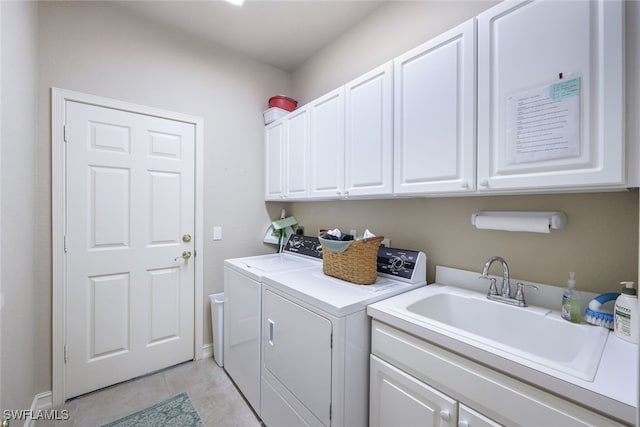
64;100;195;399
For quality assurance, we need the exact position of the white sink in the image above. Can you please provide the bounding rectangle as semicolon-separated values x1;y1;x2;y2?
389;285;609;382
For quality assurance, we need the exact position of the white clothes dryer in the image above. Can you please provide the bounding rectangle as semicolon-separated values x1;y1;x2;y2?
260;247;427;427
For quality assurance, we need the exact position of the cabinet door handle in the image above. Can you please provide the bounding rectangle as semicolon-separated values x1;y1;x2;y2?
440;410;451;423
268;318;275;346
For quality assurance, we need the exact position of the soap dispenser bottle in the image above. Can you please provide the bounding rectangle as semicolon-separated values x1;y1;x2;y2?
614;281;638;344
561;272;581;323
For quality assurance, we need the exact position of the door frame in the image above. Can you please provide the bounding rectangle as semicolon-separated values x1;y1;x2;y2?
51;87;204;406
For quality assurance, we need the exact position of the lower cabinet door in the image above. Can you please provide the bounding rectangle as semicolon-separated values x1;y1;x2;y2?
370;355;457;427
459;404;503;427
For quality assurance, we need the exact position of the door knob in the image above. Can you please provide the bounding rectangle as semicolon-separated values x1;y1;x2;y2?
174;251;192;261
182;233;192;242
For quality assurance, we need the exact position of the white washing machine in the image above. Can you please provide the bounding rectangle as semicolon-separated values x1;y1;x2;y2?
223;235;323;414
260;247;427;427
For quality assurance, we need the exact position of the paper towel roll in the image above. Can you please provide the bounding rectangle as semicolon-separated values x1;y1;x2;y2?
474;215;551;233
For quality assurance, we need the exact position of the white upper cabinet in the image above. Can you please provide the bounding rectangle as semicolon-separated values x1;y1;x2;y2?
264;107;310;201
477;0;626;192
284;107;310;199
309;88;345;198
265;120;285;200
394;18;476;195
265;0;630;201
344;62;394;197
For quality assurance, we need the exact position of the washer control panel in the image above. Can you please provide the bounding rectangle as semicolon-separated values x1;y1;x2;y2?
377;248;427;283
283;235;323;259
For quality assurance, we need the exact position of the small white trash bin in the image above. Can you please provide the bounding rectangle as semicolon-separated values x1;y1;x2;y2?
209;292;225;367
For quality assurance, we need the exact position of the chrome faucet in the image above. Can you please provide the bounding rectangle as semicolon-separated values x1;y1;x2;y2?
481;256;511;297
479;256;537;307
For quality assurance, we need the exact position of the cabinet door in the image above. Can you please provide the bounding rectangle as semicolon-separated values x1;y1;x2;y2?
477;0;625;191
459;404;503;427
285;107;310;199
370;355;457;427
394;18;476;195
263;289;332;426
344;62;393;197
309;88;345;199
265;120;285;200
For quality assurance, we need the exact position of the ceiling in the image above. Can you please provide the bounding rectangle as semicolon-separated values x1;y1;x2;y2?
115;0;386;72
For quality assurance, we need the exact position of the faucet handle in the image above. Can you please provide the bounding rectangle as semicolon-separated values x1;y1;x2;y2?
479;275;498;296
514;282;538;306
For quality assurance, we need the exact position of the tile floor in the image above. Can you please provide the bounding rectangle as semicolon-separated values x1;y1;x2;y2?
39;358;263;426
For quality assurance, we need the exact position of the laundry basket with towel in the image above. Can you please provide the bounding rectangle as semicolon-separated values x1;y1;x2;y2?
319;232;384;285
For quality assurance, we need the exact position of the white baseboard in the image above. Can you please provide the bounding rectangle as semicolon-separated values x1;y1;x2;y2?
22;391;53;427
201;343;223;367
200;343;214;359
34;391;52;411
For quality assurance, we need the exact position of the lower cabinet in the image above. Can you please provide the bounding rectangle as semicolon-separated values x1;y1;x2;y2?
370;355;501;427
370;320;626;427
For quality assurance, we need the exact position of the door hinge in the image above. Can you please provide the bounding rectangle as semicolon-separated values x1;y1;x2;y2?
63;235;68;253
329;404;332;421
63;125;67;142
64;344;68;364
330;333;333;349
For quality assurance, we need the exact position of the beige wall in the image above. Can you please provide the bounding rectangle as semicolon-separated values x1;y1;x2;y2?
288;0;640;294
289;192;638;293
33;1;289;395
1;0;39;410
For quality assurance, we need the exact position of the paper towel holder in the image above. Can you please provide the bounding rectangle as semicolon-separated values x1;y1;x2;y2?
471;211;568;232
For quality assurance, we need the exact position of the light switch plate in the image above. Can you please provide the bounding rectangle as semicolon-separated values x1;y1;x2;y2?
213;226;222;241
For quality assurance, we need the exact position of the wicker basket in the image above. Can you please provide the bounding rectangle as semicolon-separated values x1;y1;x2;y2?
319;235;384;285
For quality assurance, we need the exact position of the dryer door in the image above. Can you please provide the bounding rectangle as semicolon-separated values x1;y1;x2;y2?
263;289;332;426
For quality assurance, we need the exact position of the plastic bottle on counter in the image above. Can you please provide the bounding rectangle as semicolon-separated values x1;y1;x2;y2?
561;272;581;323
614;281;638;344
